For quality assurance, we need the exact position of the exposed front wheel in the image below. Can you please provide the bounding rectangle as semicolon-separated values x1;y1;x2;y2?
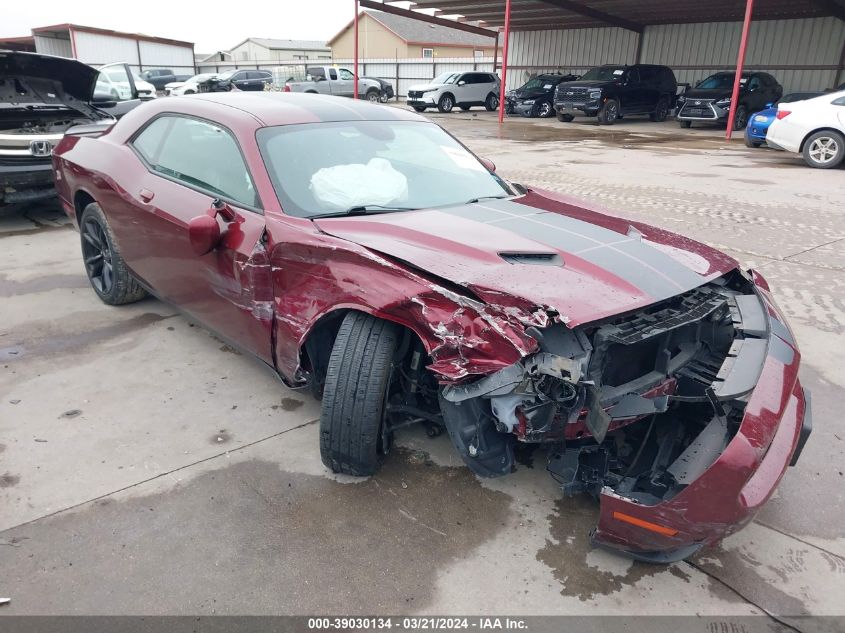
556;112;574;122
802;130;845;169
319;312;401;476
79;203;147;305
534;101;553;118
365;90;380;103
485;93;499;111
598;99;619;125
437;94;454;113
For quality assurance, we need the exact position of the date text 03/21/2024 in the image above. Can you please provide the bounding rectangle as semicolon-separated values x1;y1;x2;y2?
307;617;528;630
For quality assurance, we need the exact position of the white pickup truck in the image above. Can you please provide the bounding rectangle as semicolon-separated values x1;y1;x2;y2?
276;65;382;102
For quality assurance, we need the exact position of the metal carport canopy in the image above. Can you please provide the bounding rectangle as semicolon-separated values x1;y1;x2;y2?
362;0;845;135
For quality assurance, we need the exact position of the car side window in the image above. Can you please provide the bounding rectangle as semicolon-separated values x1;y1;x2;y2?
329;68;337;80
626;68;640;84
638;66;655;82
132;116;259;209
833;96;845;106
748;76;761;90
338;68;354;80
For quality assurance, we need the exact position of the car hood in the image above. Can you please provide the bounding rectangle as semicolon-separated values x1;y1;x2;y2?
0;50;100;112
314;190;738;326
509;88;551;100
683;87;740;100
751;106;777;119
165;81;186;89
557;80;614;91
408;82;447;92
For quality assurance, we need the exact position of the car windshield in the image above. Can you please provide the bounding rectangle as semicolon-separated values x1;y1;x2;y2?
432;72;460;85
188;74;214;83
520;76;559;90
257;120;510;218
579;66;626;81
696;73;746;89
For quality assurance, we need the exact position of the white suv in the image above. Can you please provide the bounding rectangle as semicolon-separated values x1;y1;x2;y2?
406;72;500;113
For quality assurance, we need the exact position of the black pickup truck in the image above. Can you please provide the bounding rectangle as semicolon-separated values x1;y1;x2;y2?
140;68;193;90
554;64;677;125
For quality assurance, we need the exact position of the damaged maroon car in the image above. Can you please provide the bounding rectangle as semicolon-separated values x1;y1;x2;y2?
53;93;811;562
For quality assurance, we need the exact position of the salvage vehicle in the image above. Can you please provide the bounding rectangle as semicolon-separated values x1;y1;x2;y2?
96;65;157;100
406;72;500;113
677;71;783;130
363;77;395;103
279;66;382;102
165;73;217;96
140;68;193;91
505;73;578;118
553;64;676;124
745;92;824;148
766;90;845;168
199;69;273;93
1;51;148;206
53;92;811;562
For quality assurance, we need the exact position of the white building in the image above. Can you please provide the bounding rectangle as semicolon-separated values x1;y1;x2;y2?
28;23;195;75
227;38;331;62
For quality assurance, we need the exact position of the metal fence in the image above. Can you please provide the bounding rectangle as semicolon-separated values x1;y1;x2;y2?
196;57;496;98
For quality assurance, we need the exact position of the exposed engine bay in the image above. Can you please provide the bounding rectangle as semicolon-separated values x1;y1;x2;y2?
396;271;770;505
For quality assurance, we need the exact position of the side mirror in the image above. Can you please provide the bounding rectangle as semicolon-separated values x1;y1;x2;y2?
458;80;466;86
92;93;117;107
188;199;235;256
480;157;496;172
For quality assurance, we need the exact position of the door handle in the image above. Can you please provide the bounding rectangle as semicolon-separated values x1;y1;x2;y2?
139;188;155;203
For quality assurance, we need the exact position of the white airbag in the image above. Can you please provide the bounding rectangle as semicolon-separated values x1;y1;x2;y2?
309;158;408;210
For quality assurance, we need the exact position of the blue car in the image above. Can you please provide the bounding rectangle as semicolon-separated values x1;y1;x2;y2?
745;92;823;147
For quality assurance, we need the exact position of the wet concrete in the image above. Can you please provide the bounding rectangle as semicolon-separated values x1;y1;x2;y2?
0;451;511;614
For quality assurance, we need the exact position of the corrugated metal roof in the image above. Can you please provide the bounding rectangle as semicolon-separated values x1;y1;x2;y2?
330;10;496;46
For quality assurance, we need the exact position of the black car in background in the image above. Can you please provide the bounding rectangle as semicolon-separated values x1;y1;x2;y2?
198;69;273;92
505;73;579;117
554;64;677;125
363;77;395;102
677;71;783;130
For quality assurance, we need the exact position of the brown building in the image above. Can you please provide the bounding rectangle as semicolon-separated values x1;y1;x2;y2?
328;9;497;59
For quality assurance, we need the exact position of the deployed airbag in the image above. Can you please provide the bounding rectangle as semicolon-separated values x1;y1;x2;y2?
309;157;408;210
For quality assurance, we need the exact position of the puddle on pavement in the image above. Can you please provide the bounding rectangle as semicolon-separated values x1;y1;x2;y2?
0;450;512;613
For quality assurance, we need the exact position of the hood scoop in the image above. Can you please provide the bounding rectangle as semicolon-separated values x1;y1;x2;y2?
499;252;563;266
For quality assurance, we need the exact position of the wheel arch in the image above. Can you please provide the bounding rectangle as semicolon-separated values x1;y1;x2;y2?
298;306;432;396
439;91;455;102
73;189;97;227
799;127;844;152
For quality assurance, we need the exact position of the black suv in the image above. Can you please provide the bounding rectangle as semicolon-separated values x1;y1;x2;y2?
505;73;579;118
554;64;677;125
677;71;783;130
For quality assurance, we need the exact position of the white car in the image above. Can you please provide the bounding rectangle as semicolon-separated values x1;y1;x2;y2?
406;71;500;114
96;64;156;99
766;90;845;169
165;73;216;96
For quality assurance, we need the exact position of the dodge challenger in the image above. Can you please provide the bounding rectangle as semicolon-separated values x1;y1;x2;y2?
52;92;811;562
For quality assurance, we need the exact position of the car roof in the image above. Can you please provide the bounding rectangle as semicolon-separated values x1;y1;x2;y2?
143;92;425;128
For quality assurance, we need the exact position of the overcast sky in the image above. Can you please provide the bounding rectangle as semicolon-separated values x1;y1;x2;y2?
1;0;425;53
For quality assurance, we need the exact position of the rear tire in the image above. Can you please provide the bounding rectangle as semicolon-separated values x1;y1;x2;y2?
319;312;400;476
679;120;692;128
802;130;845;169
557;112;574;122
437;94;454;113
598;99;619;125
484;93;499;111
79;202;147;306
649;97;670;122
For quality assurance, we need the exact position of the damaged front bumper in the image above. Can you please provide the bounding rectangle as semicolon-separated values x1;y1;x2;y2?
440;271;810;561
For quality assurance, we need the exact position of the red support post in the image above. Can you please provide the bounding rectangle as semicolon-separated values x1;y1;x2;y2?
497;0;512;124
354;0;359;100
725;0;754;140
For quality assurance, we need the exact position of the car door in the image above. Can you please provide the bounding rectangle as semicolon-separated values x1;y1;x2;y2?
621;67;643;113
109;114;273;362
336;68;355;97
230;70;251;91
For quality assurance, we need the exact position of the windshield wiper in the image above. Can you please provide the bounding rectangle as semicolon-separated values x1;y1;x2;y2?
310;204;419;219
465;195;510;204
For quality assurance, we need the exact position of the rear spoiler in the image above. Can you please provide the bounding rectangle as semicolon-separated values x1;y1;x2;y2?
64;120;114;137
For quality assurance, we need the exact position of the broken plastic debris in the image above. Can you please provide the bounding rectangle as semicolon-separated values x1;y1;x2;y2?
60;409;82;419
0;598;10;606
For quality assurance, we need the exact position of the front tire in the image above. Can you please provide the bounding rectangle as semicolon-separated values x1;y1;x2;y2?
557;112;574;122
732;105;749;131
79;202;147;305
485;93;499;111
802;130;845;169
745;135;762;148
412;106;426;112
679;120;692;128
534;101;553;118
649;97;670;122
365;89;380;103
320;312;400;476
598;99;619;125
437;94;454;113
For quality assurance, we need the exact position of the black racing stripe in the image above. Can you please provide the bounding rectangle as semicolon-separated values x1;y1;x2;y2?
441;200;707;301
